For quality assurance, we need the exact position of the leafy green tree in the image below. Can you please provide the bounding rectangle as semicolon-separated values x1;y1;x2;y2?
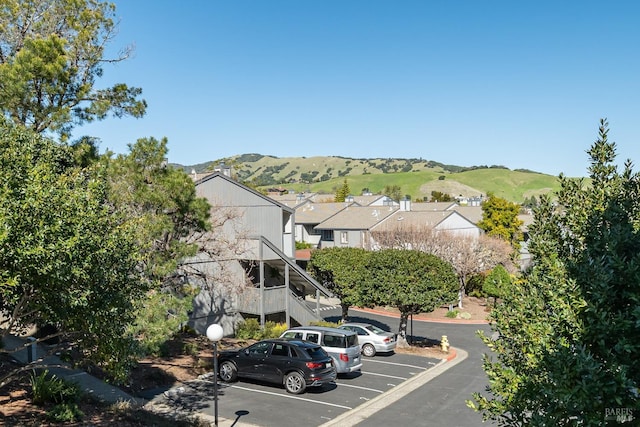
307;247;368;322
0;0;146;139
383;184;402;202
0;120;144;386
430;190;453;202
478;192;523;250
470;120;640;425
371;224;515;308
334;178;351;202
363;249;458;346
482;264;511;306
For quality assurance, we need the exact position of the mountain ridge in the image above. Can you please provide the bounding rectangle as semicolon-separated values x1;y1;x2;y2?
173;153;565;203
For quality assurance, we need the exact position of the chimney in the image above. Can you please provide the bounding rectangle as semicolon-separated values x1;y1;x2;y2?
214;162;232;177
400;197;412;212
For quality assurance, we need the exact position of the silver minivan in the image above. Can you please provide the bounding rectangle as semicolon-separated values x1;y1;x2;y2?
281;326;362;374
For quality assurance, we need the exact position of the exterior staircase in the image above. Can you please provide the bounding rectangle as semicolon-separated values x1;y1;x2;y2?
235;286;324;326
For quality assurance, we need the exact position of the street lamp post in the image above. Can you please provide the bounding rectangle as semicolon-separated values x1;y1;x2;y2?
206;323;224;426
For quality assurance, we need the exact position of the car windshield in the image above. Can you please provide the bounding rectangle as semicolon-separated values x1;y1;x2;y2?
365;324;386;334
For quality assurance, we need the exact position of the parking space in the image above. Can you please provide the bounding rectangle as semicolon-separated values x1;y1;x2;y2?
189;352;441;427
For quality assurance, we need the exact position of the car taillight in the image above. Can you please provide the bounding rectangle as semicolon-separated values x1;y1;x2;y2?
340;353;349;362
384;337;391;343
306;361;323;369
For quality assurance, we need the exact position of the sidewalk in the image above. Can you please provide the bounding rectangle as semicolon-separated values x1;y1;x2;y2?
2;335;145;406
3;334;239;426
3;303;475;427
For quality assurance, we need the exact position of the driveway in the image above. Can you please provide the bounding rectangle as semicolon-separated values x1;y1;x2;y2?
343;308;497;426
147;307;497;426
148;349;443;426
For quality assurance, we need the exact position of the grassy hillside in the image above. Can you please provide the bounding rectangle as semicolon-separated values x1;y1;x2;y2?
448;169;560;202
175;154;564;203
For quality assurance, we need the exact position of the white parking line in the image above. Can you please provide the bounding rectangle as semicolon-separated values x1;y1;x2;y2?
363;359;429;370
230;385;353;410
360;371;408;380
335;382;385;393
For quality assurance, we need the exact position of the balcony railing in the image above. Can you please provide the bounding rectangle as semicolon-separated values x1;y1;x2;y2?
236;286;322;325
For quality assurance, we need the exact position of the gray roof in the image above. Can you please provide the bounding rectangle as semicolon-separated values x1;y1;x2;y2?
315;205;398;230
351;194;394;206
371;210;470;231
450;205;484;224
295;202;351;224
410;202;459;211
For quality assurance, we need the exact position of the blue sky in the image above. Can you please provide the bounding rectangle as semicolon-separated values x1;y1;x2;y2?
77;1;640;177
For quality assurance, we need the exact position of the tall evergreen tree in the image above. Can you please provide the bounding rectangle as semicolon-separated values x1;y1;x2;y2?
0;0;146;140
470;120;640;426
334;178;350;202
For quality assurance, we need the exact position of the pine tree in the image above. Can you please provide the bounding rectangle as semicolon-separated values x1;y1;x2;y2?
335;178;350;202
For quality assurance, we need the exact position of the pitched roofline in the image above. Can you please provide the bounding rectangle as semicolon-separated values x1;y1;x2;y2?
314;206;398;231
196;172;294;214
369;209;479;231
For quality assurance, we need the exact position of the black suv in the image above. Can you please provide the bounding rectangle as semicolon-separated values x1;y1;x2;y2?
217;338;337;394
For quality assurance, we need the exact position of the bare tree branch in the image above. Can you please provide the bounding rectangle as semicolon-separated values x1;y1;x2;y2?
371;224;514;308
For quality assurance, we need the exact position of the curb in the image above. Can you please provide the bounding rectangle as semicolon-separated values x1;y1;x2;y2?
445;347;457;362
351;307;490;325
145;373;261;427
319;347;469;427
147;348;464;427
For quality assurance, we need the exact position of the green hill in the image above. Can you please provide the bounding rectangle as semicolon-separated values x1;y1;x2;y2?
175;154;565;203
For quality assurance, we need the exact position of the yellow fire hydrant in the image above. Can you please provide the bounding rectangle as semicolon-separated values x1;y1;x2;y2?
440;335;450;353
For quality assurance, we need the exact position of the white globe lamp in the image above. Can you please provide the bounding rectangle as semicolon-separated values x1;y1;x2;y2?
206;323;224;426
206;323;224;342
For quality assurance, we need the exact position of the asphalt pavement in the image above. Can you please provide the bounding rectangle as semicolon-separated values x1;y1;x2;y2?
345;309;497;427
149;306;498;426
5;305;497;427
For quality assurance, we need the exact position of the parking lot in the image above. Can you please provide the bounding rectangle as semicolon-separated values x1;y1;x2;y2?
155;352;442;427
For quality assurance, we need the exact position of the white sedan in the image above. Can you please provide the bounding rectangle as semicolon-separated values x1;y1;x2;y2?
338;323;397;357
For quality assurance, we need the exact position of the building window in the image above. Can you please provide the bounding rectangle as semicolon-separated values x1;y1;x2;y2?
321;230;334;241
340;231;349;244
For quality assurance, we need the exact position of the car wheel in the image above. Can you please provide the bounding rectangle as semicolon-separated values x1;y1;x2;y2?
362;343;376;357
284;371;306;394
219;361;238;382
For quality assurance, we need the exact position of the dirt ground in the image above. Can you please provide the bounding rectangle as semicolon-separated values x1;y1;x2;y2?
0;297;488;426
369;296;491;323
